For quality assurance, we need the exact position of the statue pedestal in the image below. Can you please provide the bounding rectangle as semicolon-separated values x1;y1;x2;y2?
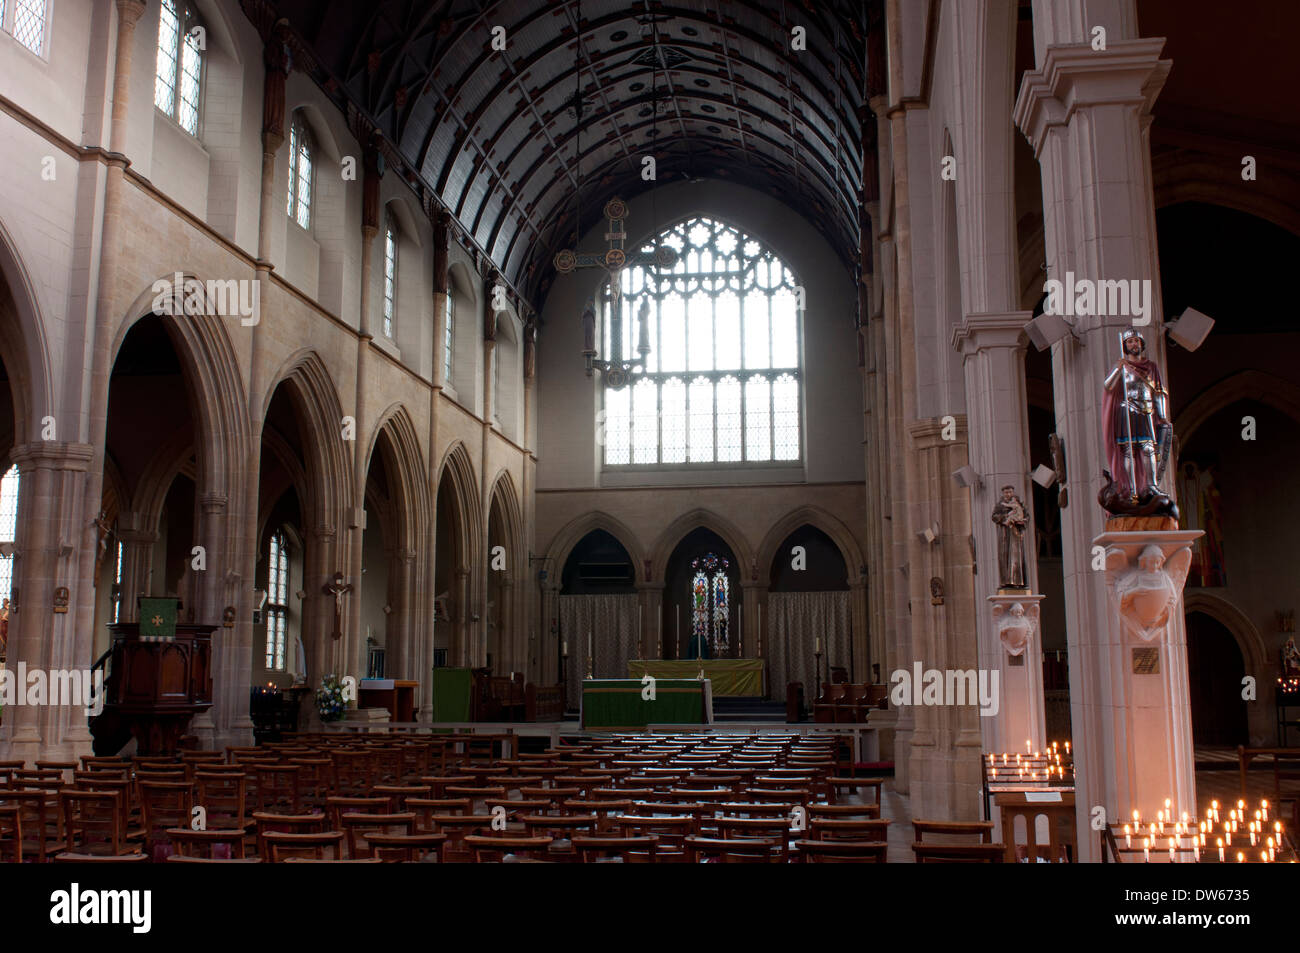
1074;528;1202;859
987;592;1046;754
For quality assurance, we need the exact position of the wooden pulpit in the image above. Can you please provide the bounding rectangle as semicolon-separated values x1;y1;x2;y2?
90;619;216;756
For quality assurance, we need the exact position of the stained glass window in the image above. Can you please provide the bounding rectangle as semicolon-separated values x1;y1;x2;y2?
688;552;730;657
112;541;124;624
154;0;203;136
443;288;455;384
0;465;17;609
383;217;397;338
601;217;802;466
287;116;313;229
265;530;288;671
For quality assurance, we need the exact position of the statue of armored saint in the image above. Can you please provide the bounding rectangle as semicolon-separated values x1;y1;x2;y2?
1100;329;1177;519
991;485;1029;591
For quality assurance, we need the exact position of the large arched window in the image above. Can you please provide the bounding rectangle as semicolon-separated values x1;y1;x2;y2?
286;115;314;230
601;217;801;466
0;464;17;610
382;214;398;338
154;0;204;136
264;529;289;671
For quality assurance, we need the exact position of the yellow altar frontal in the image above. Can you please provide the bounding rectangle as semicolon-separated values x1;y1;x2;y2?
627;659;765;697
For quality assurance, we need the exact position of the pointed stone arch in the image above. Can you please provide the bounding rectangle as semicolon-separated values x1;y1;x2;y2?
262;349;352;537
0;214;53;446
545;511;647;587
486;469;524;670
756;505;866;584
649;509;755;585
1175;369;1300;449
434;440;483;666
1183;591;1271;745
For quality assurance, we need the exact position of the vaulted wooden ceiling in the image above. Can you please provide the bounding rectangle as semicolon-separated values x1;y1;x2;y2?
247;0;873;314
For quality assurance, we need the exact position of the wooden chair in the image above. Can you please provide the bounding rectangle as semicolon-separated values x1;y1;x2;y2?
427;815;496;862
167;827;248;859
167;855;261;864
52;851;149;862
262;830;345;862
60;789;128;856
463;834;554;862
0;789;59;861
407;798;472;830
808;818;890;842
995;792;1076;863
572;835;660;863
809;802;881;820
912;842;1005;863
253;764;302;814
794;839;888;862
137;781;194;861
331;750;375;795
371;784;433;810
0;804;21;862
286;757;333;808
339;811;416;859
716;817;792;861
326;796;389;829
684;835;783;863
912;817;1002;863
251;812;329;858
0;761;26;784
364;832;448;863
194;772;251;833
35;760;77;781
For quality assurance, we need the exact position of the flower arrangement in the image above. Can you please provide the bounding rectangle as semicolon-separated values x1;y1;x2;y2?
317;674;347;722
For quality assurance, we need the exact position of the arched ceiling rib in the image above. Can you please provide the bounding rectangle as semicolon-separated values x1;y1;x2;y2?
247;0;871;315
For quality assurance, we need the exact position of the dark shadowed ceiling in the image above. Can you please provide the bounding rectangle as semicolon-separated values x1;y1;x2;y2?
243;0;873;314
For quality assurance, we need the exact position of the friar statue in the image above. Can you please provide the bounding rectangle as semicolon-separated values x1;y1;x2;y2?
1101;329;1175;515
991;485;1029;590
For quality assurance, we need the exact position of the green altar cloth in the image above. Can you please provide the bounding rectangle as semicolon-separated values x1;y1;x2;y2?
430;667;472;721
581;679;711;730
627;659;764;697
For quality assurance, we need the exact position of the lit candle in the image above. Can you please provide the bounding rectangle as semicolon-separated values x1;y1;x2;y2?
1133;809;1141;826
1217;838;1225;862
1237;851;1244;863
1194;843;1200;862
1169;837;1176;863
1263;800;1270;822
1065;741;1070;755
1124;824;1132;848
1260;851;1268;863
1026;739;1032;754
1249;823;1256;847
1143;837;1150;863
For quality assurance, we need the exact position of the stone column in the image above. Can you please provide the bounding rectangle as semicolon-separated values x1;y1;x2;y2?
3;443;95;762
952;312;1047;752
1015;25;1176;859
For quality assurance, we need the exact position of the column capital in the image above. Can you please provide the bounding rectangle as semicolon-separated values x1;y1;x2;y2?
8;442;94;471
909;415;966;450
1014;38;1170;155
952;311;1035;357
114;0;148;29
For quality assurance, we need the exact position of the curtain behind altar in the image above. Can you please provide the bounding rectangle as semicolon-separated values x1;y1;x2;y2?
767;591;851;699
559;594;639;710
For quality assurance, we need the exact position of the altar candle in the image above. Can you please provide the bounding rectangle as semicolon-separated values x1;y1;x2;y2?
588;630;593;665
814;636;822;653
1218;838;1225;862
562;639;568;656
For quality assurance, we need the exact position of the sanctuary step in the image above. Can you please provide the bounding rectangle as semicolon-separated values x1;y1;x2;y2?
711;698;788;723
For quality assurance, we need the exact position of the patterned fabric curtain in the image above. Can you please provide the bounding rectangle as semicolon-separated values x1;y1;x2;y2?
767;590;850;698
559;594;640;708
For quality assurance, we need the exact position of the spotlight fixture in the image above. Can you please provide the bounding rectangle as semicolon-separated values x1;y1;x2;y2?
1031;464;1057;489
917;524;940;545
952;465;982;489
1025;312;1079;352
1166;307;1215;351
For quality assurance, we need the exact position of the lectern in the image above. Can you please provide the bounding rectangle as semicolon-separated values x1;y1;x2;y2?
90;617;216;755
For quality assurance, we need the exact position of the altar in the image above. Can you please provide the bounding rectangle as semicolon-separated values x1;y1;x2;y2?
581;678;714;729
626;658;764;697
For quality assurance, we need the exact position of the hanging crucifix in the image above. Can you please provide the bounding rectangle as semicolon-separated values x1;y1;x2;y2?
323;572;352;641
554;197;677;388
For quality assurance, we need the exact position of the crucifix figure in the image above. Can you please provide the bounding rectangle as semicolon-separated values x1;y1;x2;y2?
554;197;676;387
323;572;352;641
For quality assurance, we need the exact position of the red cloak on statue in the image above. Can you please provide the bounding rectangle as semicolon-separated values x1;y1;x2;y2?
1102;356;1165;499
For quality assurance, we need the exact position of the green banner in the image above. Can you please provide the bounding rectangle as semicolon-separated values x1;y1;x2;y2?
431;667;473;722
138;597;179;640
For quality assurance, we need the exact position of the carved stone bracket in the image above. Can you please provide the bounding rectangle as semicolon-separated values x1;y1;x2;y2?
1095;530;1203;644
989;592;1044;657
